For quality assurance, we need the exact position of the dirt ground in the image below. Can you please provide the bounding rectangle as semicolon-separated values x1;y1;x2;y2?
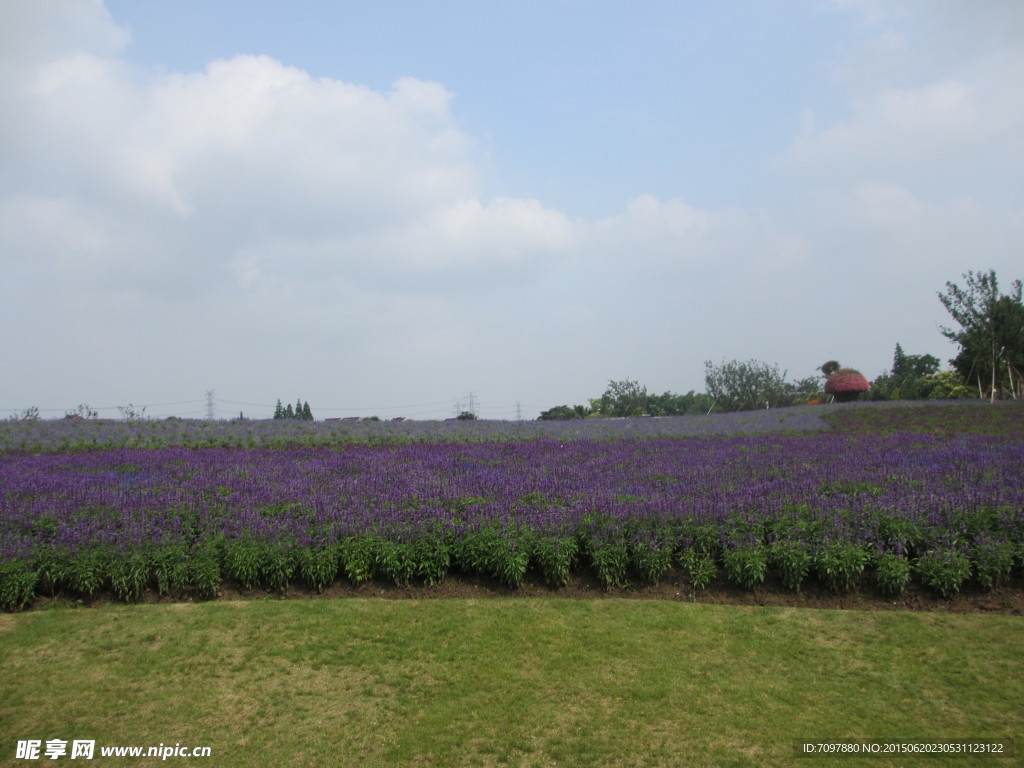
31;568;1024;615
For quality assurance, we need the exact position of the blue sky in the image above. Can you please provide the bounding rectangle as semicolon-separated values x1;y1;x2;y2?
106;0;842;214
2;1;1023;419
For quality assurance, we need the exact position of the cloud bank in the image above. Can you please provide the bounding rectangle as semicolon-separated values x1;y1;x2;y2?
1;0;1022;417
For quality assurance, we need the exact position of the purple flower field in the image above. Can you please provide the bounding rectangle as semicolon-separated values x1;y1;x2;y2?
2;404;1022;610
0;407;835;453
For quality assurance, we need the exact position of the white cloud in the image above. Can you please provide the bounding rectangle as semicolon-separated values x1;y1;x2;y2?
792;79;975;155
0;1;585;412
789;1;1024;200
1;0;1022;415
586;195;810;280
0;0;128;84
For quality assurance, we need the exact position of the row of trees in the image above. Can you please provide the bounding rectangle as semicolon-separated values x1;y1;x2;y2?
538;353;966;420
539;361;844;420
539;269;1022;419
538;382;716;420
273;399;314;421
866;344;972;401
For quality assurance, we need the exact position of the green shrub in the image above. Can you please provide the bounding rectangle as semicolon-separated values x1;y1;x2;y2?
769;540;811;592
971;535;1015;590
226;539;262;589
589;540;629;590
534;536;577;588
874;552;911;596
189;545;221;599
296;546;339;593
814;541;868;593
153;544;191;596
414;535;450;587
916;549;972;598
0;560;37;612
110;550;150;602
69;548;108;596
631;540;674;585
723;546;768;591
340;536;377;584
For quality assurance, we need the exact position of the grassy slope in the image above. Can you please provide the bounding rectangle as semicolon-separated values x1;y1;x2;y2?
820;400;1024;437
1;599;1020;768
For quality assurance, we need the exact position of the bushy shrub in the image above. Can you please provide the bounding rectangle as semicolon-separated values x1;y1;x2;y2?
296;546;339;593
537;405;584;421
631;540;674;585
920;371;973;400
769;540;812;592
679;550;717;592
0;560;37;611
916;549;972;598
814;541;868;592
723;546;768;590
971;534;1015;590
874;552;911;596
534;536;578;587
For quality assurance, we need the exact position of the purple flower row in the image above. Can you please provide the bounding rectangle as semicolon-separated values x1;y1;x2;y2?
1;432;1021;605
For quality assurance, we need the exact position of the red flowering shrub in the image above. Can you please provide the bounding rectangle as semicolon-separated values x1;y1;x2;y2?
825;369;870;402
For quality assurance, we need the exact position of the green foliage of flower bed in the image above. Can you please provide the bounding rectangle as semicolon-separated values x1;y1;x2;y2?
874;552;912;596
4;502;1023;611
2;403;1022;611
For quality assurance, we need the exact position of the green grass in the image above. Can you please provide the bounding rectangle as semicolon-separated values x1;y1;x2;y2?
822;401;1024;437
2;599;1020;767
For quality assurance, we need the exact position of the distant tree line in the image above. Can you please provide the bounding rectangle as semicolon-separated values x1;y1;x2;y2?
539;364;818;420
8;270;1019;422
539;268;1022;419
538;381;717;420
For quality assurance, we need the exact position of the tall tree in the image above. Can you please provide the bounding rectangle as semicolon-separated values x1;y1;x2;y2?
704;359;788;411
938;270;1024;401
872;343;942;400
599;379;649;417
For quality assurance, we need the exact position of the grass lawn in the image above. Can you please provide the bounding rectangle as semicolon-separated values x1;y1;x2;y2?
1;598;1020;767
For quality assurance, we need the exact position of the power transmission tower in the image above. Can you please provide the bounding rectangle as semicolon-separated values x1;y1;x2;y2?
205;390;216;420
467;392;476;418
515;402;522;420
